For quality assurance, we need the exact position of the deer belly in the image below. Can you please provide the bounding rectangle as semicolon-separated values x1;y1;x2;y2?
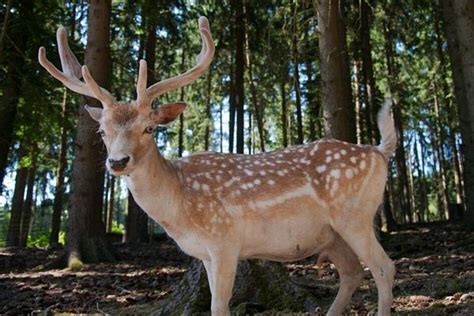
174;234;211;261
240;213;334;262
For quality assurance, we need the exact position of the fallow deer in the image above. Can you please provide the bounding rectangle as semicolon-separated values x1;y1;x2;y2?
39;17;396;316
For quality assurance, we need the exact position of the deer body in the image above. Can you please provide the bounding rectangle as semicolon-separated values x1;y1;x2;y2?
39;17;396;316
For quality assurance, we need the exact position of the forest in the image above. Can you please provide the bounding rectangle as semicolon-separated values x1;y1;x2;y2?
0;0;473;314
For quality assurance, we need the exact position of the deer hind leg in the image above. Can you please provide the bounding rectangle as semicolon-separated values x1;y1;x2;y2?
335;221;395;316
321;234;364;316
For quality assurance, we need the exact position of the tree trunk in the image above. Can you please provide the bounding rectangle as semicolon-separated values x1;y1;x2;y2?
359;0;378;144
0;0;33;191
178;52;186;157
107;176;115;233
316;0;356;143
144;0;158;87
292;0;304;145
50;90;69;246
19;163;36;247
228;60;236;153
6;147;28;247
280;81;289;148
124;191;149;243
441;0;474;229
67;0;114;268
244;2;265;152
204;70;212;151
155;259;320;315
233;0;245;154
383;18;413;223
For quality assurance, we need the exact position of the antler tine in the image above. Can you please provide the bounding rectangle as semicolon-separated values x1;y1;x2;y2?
38;26;115;107
81;65;114;107
136;59;148;107
143;16;215;104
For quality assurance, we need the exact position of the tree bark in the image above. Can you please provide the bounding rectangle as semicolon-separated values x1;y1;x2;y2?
292;0;304;145
50;90;69;246
244;2;265;152
124;191;149;243
233;0;245;154
155;259;320;315
383;17;413;223
6;147;28;247
316;0;356;143
19;163;36;247
107;176;115;233
0;0;34;192
441;0;474;229
67;0;114;267
359;0;378;144
228;60;236;153
280;81;289;148
204;70;212;151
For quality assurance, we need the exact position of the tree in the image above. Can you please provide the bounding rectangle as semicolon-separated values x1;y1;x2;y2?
316;0;356;143
232;0;246;154
441;0;474;230
0;0;34;192
66;0;114;268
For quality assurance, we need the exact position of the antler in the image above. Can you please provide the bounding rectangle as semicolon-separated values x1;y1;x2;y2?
38;27;115;107
136;16;215;107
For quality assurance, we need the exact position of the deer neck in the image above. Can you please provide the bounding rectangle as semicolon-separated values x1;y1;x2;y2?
125;144;183;236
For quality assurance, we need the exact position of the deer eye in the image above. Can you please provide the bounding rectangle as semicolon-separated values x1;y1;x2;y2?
98;129;106;137
144;126;154;134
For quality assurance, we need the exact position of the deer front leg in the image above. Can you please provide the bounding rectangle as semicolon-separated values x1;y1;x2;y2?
207;250;238;316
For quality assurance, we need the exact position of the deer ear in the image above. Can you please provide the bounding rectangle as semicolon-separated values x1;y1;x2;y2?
150;102;186;125
85;105;103;122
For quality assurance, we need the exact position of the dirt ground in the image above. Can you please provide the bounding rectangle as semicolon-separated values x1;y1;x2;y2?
0;223;473;315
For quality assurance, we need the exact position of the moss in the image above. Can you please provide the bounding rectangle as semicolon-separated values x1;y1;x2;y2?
68;257;84;271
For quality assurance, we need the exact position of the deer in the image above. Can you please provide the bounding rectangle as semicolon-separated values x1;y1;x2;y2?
39;17;396;316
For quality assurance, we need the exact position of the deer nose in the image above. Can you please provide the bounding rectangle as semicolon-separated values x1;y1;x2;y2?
108;156;130;171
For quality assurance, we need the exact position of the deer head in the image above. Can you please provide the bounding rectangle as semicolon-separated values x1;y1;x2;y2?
38;17;214;175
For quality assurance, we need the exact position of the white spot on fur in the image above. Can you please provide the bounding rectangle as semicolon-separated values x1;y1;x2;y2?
350;156;357;164
192;181;200;190
277;170;285;176
202;184;210;191
345;169;354;179
316;165;327;173
245;169;254;176
326;156;332;163
260;171;266;176
341;149;347;155
330;169;341;179
267;179;275;185
254;179;261;185
360;160;367;170
334;153;341;159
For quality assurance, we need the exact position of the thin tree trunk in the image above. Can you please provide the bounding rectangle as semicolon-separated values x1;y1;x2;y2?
204;70;212;151
359;0;378;144
433;80;450;219
107;176;115;233
316;0;356;143
67;0;114;267
19;163;36;247
178;51;186;157
228;60;236;153
353;61;363;144
383;18;413;223
243;2;265;152
6;147;28;247
281;81;288;148
50;90;69;246
233;0;245;154
292;0;304;144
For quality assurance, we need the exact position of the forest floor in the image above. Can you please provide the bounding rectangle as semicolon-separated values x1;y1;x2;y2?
0;223;473;315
